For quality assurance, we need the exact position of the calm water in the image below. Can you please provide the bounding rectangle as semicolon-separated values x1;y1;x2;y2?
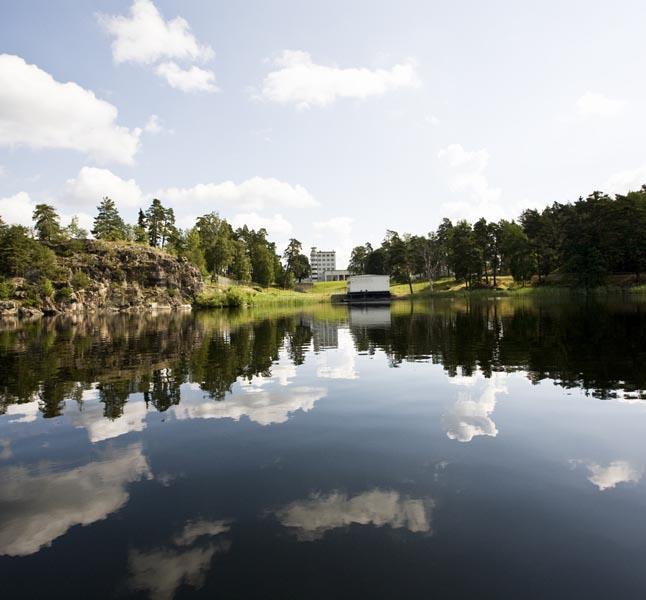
1;297;646;599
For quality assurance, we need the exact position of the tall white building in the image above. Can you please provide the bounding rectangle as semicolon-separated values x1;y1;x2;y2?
310;247;336;281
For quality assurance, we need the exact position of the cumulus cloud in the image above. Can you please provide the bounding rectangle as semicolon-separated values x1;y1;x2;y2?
259;50;420;108
99;0;213;65
64;166;145;210
275;489;432;541
443;371;507;443
0;443;152;556
435;143;536;223
155;62;218;93
576;92;625;118
584;460;642;491
172;384;326;426
0;191;35;227
72;390;149;443
144;114;163;134
129;543;226;600
159;177;318;211
129;517;231;600
605;164;646;196
231;212;293;238
173;520;231;547
0;54;140;164
99;0;217;93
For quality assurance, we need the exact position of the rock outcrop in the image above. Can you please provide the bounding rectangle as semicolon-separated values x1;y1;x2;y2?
0;240;204;319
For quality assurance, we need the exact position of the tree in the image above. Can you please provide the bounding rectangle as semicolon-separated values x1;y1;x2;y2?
64;216;88;240
283;238;310;282
145;199;176;249
134;209;148;244
92;197;127;241
349;244;372;275
196;212;235;278
230;239;252;282
32;204;62;242
0;225;57;278
499;220;535;285
448;220;482;288
365;247;386;274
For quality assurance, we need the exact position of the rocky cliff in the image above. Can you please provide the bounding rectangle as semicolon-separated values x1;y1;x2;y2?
0;240;204;319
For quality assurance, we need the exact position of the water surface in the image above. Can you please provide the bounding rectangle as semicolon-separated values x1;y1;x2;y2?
1;297;646;599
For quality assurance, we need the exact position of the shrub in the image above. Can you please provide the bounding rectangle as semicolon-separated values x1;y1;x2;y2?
40;278;55;298
224;287;247;308
71;270;91;290
0;279;15;300
55;286;73;302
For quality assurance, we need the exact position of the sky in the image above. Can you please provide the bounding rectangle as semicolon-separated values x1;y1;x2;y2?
1;0;646;266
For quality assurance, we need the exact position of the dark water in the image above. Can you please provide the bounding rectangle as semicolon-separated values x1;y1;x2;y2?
1;297;646;599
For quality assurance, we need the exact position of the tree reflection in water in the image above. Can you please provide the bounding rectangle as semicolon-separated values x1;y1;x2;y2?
0;297;644;425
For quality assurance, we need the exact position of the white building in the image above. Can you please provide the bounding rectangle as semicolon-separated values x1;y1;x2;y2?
310;247;336;281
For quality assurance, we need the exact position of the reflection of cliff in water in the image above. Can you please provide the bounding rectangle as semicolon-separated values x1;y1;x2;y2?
0;298;645;423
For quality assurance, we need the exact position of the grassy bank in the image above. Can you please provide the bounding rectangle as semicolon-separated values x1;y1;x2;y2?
195;275;646;309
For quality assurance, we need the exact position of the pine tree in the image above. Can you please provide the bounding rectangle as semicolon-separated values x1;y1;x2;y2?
32;204;62;242
92;197;126;241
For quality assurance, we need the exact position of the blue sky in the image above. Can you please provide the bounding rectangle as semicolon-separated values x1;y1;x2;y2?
1;0;646;265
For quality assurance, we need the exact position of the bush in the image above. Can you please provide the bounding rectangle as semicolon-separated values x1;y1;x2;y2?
71;270;91;290
0;279;15;300
224;287;247;308
55;286;73;302
40;278;55;298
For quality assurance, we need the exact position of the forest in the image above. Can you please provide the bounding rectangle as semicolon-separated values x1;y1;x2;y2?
350;187;646;290
1;186;646;299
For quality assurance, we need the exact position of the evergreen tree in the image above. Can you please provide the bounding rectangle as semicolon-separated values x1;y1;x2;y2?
32;204;62;242
92;197;127;241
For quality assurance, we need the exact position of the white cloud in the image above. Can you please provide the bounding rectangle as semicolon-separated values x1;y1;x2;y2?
0;191;35;227
259;50;420;108
0;54;140;164
425;114;440;126
99;0;213;65
275;489;432;541
576;91;625;118
129;544;225;600
155;62;218;93
437;143;513;222
0;165;6;177
173;520;230;547
443;371;507;443
172;385;327;426
64;166;145;210
585;460;642;491
0;443;152;556
128;518;230;600
605;164;646;196
313;216;353;237
99;1;217;95
159;177;318;211
72;390;149;443
231;212;293;238
144;114;163;134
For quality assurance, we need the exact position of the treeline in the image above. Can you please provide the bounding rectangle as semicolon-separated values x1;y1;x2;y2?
0;197;312;290
349;187;646;290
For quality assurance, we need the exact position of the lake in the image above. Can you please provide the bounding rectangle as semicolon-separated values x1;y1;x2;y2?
1;296;646;599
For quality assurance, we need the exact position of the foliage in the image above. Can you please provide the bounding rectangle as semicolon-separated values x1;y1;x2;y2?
145;199;176;249
71;270;91;290
92;197;127;241
33;204;62;242
39;278;55;298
